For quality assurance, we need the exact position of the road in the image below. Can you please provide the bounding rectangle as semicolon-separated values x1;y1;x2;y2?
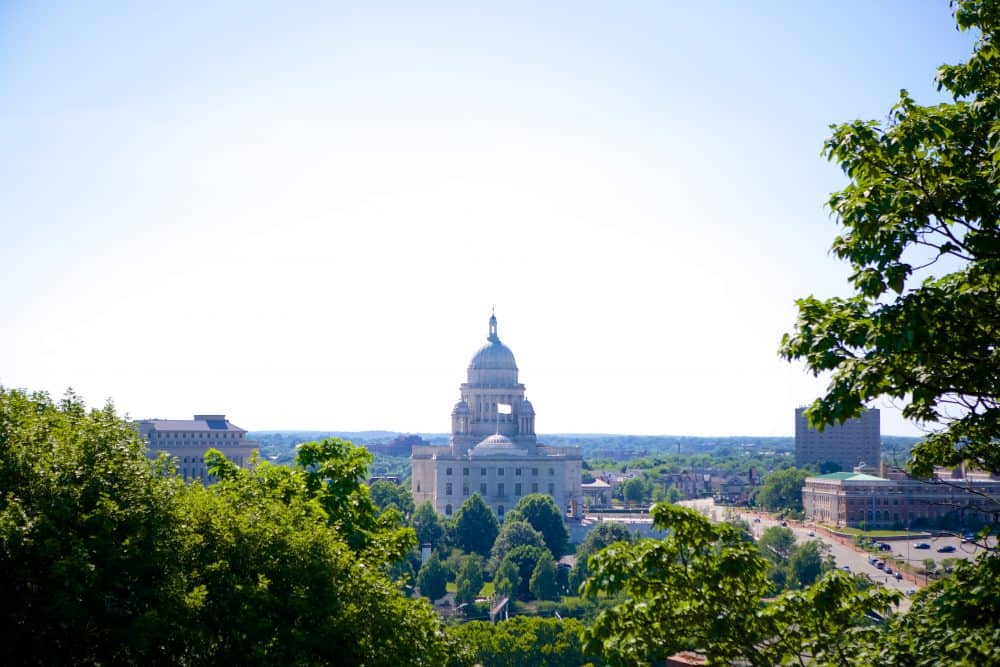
679;498;922;611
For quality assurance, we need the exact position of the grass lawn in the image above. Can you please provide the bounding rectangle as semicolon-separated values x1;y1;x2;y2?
445;581;495;596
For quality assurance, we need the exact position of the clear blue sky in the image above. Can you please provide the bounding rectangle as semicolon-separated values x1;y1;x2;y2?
0;1;976;436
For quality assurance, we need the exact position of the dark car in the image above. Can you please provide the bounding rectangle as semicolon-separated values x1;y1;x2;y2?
877;542;892;551
913;542;931;549
937;545;956;553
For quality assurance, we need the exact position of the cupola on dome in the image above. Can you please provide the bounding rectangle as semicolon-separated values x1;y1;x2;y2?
469;313;518;371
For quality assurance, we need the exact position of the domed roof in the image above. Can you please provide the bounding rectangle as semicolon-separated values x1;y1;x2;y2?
470;433;529;457
476;434;516;449
469;313;518;371
452;400;470;414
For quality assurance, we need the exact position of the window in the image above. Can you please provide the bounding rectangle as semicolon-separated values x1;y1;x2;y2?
515;483;522;496
463;468;469;476
532;482;539;493
497;505;505;518
548;483;555;495
532;468;538;476
549;467;555;476
515;468;522;476
481;468;487;476
445;504;453;516
416;482;421;492
446;467;453;476
498;468;505;476
463;484;469;497
498;483;505;497
480;483;488;495
446;482;453;496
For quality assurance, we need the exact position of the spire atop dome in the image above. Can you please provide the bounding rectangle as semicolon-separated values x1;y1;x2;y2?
488;311;499;343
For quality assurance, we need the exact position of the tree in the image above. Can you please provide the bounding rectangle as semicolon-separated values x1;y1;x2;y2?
582;503;898;666
499;545;546;601
452;494;500;557
369;480;415;516
411;501;445;546
754;468;809;512
569;521;635;592
787;540;831;589
529;551;560;601
494;558;520;600
455;554;485;605
511;493;570;558
758;525;796;562
489;520;546;571
0;388;457;666
417;552;449;602
621;477;647;507
448;616;602;667
779;0;1000;479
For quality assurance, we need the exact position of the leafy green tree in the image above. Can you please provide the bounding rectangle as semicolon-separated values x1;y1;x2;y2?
499;545;546;601
411;500;445;546
569;521;635;592
452;493;500;557
758;525;796;562
511;493;570;558
417;552;449;602
778;0;1000;479
489;519;546;571
754;468;809;512
582;503;897;666
369;479;415;515
455;554;485;605
788;540;831;589
0;388;457;666
529;551;559;601
448;616;603;667
621;477;647;507
494;558;520;600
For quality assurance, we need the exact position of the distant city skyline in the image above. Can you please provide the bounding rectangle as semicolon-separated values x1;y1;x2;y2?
0;2;974;437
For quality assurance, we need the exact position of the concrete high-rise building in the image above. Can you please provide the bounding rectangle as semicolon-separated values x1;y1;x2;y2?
794;407;880;472
411;314;583;520
134;414;258;483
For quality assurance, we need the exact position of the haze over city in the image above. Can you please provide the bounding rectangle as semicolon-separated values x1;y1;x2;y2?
0;2;975;436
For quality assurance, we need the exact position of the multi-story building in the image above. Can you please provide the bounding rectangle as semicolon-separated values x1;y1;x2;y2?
802;467;1000;529
411;314;583;520
795;407;880;472
134;414;258;483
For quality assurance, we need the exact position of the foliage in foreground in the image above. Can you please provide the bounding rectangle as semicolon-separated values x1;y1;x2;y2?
0;388;454;666
582;503;1000;666
449;615;604;667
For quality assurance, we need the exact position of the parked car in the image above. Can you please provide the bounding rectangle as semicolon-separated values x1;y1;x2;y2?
895;572;903;581
885;567;894;575
937;545;956;553
876;542;893;551
875;561;885;570
808;530;815;537
841;565;851;572
913;542;931;549
780;521;788;527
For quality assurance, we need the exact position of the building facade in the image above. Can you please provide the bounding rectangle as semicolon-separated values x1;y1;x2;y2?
134;414;258;483
411;314;583;519
794;407;880;472
802;469;1000;529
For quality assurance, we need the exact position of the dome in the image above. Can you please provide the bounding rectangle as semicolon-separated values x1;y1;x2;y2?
470;433;529;457
469;341;517;370
476;434;516;449
520;398;535;415
468;312;518;371
452;400;470;415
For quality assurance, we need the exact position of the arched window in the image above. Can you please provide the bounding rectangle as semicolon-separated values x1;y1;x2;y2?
445;504;453;516
497;505;505;518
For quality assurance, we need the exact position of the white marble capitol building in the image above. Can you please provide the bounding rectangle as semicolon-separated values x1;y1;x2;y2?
411;314;583;520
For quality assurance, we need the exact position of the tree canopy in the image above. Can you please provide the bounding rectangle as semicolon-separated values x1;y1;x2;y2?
0;388;455;666
754;467;809;512
452;493;500;557
779;0;1000;477
489;519;546;571
511;493;570;558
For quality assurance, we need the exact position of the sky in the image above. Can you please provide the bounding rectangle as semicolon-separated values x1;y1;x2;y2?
0;1;978;437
